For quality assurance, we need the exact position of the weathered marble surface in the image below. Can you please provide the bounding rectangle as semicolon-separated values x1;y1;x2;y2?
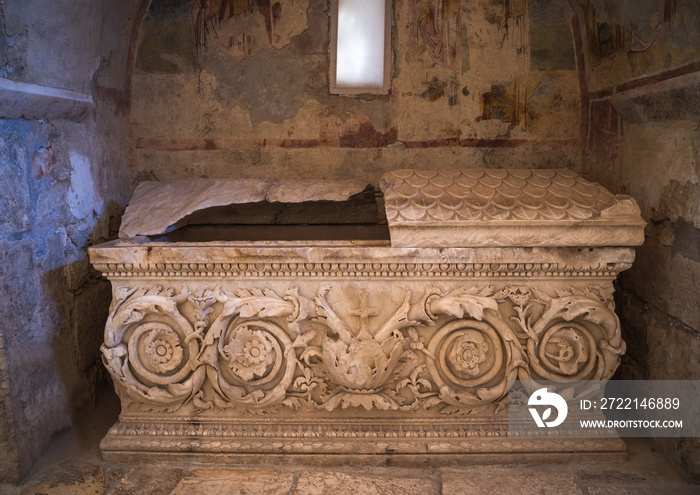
90;242;635;456
381;168;645;247
119;178;373;238
90;168;645;458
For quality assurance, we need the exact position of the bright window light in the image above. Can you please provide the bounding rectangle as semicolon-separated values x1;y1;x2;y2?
330;0;390;94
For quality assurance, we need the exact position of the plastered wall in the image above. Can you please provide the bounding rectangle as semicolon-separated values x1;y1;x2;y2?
130;0;582;185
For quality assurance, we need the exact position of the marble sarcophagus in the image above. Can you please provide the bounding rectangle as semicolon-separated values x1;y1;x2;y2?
89;169;645;459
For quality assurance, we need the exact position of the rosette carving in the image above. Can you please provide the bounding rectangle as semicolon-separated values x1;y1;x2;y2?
102;287;202;410
140;324;184;373
527;296;625;381
449;330;490;376
211;319;297;409
222;325;275;381
495;285;626;385
419;287;525;413
203;287;307;410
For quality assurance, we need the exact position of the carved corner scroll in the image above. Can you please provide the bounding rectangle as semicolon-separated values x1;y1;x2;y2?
102;286;198;411
102;283;624;415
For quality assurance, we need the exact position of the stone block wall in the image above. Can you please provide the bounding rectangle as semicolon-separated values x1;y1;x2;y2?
573;0;700;478
0;0;138;483
0;119;108;481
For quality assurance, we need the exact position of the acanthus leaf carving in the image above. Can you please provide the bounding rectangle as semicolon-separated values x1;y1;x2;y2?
496;286;627;386
426;286;499;321
100;282;626;416
394;364;435;410
553;285;614;309
101;286;202;412
216;286;301;320
188;288;217;333
313;287;355;342
373;289;422;341
298;287;423;411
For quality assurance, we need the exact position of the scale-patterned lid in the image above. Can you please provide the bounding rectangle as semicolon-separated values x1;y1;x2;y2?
380;168;645;248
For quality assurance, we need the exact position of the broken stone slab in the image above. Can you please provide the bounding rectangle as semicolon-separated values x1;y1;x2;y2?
118;178;375;239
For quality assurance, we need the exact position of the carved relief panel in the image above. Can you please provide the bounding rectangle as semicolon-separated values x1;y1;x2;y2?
102;279;624;418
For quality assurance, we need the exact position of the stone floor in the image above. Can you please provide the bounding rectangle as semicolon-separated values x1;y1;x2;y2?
1;393;697;495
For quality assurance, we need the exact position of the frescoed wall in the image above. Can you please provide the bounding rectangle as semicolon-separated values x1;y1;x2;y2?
129;0;581;184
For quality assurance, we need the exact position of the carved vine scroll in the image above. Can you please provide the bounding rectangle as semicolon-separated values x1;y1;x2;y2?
102;283;624;415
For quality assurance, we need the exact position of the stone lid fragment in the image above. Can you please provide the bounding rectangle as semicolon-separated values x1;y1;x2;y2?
380;168;646;248
119;178;373;239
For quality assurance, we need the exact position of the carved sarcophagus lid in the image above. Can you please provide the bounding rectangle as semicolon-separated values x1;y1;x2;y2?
89;169;645;459
381;169;645;248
